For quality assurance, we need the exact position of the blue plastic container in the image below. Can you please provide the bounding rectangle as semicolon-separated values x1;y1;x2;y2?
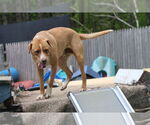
91;56;117;77
0;67;19;82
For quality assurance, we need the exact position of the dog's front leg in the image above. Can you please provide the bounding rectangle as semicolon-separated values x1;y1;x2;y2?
36;67;45;100
45;65;57;99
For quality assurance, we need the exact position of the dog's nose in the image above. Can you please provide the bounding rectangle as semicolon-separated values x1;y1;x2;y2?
41;59;47;64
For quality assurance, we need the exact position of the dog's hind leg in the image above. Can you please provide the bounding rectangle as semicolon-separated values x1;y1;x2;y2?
59;54;73;91
71;36;87;91
74;53;87;91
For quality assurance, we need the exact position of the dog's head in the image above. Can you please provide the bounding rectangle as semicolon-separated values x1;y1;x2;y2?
28;34;54;69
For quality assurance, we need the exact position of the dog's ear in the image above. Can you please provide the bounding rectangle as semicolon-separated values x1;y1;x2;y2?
28;43;32;54
46;40;53;48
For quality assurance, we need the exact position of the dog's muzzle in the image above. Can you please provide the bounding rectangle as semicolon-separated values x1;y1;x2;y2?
38;60;47;69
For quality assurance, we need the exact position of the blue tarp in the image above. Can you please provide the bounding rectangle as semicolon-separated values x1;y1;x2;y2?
71;65;100;80
27;69;66;91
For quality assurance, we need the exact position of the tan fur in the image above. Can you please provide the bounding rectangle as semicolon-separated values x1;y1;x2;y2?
28;27;113;99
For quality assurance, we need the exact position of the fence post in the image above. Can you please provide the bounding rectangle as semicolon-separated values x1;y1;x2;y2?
0;44;5;70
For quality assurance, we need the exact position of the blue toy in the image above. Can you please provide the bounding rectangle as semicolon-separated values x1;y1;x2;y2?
0;67;19;82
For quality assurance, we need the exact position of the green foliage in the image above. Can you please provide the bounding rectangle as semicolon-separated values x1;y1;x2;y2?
0;13;149;33
137;13;149;27
71;13;150;32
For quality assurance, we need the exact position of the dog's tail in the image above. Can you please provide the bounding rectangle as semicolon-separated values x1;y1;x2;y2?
79;29;113;40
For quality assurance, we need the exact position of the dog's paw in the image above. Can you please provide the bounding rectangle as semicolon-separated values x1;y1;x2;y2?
44;93;51;99
45;85;52;99
36;94;45;100
80;88;87;92
60;85;67;91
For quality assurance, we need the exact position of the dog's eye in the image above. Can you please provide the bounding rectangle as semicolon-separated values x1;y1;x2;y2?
34;50;40;54
43;49;49;53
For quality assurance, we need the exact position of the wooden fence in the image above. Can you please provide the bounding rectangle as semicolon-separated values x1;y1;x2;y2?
5;42;36;81
4;26;150;81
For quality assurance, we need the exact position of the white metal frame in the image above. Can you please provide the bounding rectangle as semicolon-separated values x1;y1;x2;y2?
113;86;135;113
69;93;82;113
68;86;134;113
122;113;135;125
73;113;135;125
73;113;83;125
